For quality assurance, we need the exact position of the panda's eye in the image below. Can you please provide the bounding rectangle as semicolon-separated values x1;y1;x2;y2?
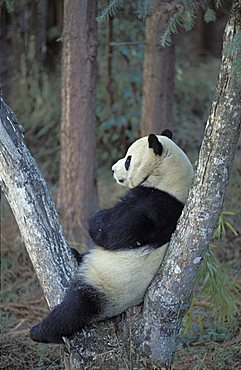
124;155;132;171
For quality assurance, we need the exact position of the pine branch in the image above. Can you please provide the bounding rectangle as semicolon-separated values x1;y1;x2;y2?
204;7;217;23
136;0;151;19
97;0;123;22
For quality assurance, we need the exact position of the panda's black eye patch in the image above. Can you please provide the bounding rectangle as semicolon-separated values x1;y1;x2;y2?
124;155;132;171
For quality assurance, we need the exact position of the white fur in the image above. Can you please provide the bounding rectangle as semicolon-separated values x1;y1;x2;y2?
78;244;168;316
112;136;194;203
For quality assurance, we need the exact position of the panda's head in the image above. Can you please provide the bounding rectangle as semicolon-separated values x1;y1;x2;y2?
112;130;194;203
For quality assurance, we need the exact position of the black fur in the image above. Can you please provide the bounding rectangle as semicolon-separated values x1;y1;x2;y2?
148;134;163;155
124;155;132;171
89;186;184;250
161;129;173;140
70;247;85;264
30;283;105;343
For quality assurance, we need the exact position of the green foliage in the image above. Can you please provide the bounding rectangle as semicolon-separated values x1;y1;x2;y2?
136;0;151;19
97;0;123;22
174;60;218;151
2;0;14;13
197;247;239;321
96;6;144;164
161;2;219;47
204;7;217;23
182;8;196;31
213;211;238;240
10;74;61;183
182;212;240;337
98;0;152;22
160;12;182;46
97;0;226;52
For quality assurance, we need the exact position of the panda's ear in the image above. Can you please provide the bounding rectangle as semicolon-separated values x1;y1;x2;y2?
161;129;173;140
148;134;163;156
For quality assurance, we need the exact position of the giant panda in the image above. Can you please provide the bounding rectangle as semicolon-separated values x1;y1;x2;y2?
30;130;194;344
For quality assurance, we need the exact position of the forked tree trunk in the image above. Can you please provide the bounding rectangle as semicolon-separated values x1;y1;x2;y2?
57;0;98;247
140;0;175;136
0;2;240;369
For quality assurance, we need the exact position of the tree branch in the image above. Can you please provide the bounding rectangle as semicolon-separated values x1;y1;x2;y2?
0;95;77;307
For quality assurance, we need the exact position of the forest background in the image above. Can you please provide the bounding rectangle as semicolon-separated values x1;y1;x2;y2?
1;1;240;369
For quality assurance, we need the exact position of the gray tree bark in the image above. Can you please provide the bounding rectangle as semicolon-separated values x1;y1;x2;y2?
0;95;77;307
0;1;240;369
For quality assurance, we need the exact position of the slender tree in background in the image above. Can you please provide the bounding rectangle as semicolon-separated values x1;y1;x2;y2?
31;0;47;67
105;16;114;108
140;0;175;136
57;0;98;246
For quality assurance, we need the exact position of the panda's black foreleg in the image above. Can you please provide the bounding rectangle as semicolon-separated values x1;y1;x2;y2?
30;284;105;344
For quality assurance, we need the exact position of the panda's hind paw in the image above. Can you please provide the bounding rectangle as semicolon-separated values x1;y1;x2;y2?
30;323;63;344
30;323;45;342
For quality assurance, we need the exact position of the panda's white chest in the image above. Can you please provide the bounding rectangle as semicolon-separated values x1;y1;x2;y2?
78;245;168;316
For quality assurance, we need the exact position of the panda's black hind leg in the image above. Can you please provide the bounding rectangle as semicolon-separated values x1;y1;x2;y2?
30;284;105;344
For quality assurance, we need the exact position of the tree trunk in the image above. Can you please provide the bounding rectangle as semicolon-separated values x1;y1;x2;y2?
32;0;47;67
0;96;77;307
105;16;114;108
140;0;175;136
0;2;240;369
57;0;98;247
140;4;241;359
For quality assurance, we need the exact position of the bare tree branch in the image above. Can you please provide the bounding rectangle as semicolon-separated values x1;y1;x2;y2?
0;95;77;307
